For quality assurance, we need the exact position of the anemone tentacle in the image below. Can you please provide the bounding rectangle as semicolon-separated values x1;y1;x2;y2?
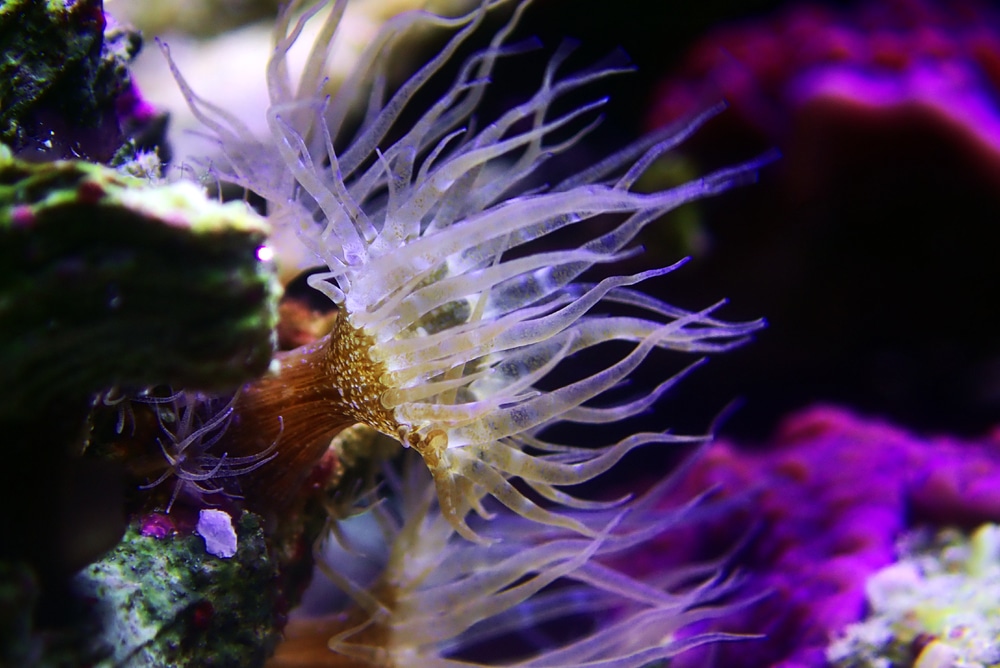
294;450;750;667
172;0;764;540
136;391;281;512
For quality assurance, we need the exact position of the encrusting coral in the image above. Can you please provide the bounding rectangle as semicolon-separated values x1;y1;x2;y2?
0;142;279;599
167;0;766;541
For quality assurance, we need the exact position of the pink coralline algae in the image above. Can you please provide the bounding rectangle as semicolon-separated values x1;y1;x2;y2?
139;513;176;539
651;405;1000;668
648;0;1000;170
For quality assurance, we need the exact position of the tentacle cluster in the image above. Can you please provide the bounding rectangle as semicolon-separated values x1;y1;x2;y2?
165;0;770;664
303;450;751;667
166;0;764;539
138;391;280;512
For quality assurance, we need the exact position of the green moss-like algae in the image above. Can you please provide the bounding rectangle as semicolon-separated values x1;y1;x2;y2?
0;152;279;421
0;0;140;160
75;512;280;668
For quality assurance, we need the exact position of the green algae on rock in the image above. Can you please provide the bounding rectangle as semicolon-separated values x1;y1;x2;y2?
75;511;281;668
0;0;143;161
0;150;279;422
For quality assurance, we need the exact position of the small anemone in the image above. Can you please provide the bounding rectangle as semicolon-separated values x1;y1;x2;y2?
273;449;752;667
138;391;281;512
164;0;766;539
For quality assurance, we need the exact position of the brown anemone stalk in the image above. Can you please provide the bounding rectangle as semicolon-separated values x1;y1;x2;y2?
222;314;399;512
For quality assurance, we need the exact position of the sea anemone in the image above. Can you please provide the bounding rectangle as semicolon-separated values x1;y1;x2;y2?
272;449;749;667
164;0;765;540
137;391;281;512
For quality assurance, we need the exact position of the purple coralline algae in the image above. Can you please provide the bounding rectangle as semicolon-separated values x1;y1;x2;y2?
647;0;1000;173
196;509;239;559
650;405;1000;668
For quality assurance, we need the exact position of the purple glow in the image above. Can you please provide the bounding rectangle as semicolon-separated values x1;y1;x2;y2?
792;60;1000;157
650;405;1000;667
647;0;1000;167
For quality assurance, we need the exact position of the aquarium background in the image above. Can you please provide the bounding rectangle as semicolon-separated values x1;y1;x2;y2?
6;0;1000;666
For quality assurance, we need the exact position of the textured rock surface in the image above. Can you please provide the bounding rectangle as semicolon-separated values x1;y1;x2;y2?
0;152;278;422
75;511;280;667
